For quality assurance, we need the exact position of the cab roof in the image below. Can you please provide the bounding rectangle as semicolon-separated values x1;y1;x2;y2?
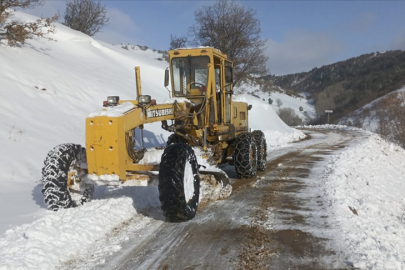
168;47;228;60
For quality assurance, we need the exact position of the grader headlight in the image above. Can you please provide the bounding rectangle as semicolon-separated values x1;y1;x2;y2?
103;96;120;107
139;95;151;105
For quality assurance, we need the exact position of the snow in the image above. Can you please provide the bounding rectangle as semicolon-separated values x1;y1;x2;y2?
290;125;405;269
199;174;233;204
1;10;404;270
0;198;138;270
322;134;405;269
237;83;317;124
88;102;135;117
298;124;364;131
184;160;195;203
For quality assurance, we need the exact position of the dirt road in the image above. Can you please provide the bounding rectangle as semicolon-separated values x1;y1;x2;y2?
94;129;366;270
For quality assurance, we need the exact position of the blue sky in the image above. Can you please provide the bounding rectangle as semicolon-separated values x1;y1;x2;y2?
25;0;405;75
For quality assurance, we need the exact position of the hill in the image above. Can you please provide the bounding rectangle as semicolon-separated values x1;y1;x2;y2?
265;50;405;123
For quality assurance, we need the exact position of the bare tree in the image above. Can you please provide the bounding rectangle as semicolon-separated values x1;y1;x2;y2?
276;99;283;108
0;0;58;46
63;0;109;36
375;92;405;147
169;34;187;50
188;0;268;86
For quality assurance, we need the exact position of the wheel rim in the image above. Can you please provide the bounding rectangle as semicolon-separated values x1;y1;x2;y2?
67;163;88;203
249;144;255;167
183;159;195;203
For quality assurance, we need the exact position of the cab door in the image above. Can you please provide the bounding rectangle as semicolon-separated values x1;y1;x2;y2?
223;60;233;124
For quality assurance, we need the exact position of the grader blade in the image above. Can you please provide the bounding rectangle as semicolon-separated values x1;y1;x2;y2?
199;169;230;186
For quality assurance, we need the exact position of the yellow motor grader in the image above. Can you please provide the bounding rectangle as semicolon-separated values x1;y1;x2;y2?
41;47;267;221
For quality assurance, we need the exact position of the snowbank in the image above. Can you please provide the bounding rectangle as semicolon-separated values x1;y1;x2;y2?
298;124;364;132
264;129;306;149
322;135;405;269
0;198;138;270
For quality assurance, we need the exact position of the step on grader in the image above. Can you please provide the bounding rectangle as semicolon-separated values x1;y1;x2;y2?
41;47;267;222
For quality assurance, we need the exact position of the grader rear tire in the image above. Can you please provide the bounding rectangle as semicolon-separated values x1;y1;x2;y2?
233;133;258;178
158;143;200;222
252;130;267;171
41;144;94;211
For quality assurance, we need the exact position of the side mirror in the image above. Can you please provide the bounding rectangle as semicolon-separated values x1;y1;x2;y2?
164;68;169;87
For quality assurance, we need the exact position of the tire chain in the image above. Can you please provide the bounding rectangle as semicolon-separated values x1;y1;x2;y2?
252;130;267;172
159;143;200;222
41;143;92;211
233;133;258;178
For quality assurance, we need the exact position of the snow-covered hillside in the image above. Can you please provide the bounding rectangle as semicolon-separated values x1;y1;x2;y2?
0;9;303;258
338;85;405;132
238;84;316;124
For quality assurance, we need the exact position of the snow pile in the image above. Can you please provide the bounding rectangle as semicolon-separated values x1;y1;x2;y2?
199;175;232;204
323;135;405;269
298;124;366;132
264;129;306;149
0;198;138;270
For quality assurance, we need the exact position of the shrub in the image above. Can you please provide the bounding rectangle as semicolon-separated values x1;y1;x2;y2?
278;108;302;126
63;0;109;36
0;0;58;46
268;98;273;105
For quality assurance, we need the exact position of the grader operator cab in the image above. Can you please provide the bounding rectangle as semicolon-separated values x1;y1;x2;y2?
40;47;267;222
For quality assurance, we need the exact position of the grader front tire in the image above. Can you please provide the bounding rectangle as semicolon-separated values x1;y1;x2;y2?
166;133;186;146
158;144;200;222
41;144;94;211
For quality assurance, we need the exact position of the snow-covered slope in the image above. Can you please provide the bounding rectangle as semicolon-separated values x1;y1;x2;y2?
0;10;304;265
338;85;405;131
239;84;316;124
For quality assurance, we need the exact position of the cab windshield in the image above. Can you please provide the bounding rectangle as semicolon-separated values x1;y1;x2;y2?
171;56;209;97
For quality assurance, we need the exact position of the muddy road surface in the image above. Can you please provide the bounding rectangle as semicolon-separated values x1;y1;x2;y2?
95;129;366;270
